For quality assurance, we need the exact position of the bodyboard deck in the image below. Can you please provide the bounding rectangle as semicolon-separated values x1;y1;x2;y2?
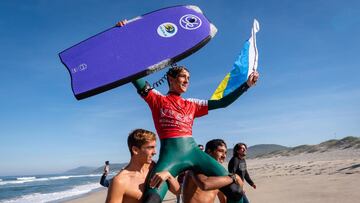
59;5;217;100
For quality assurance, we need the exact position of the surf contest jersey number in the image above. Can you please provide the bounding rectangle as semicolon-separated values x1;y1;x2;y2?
59;5;217;100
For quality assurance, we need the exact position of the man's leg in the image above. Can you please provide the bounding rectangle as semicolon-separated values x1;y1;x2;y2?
143;138;196;203
143;137;243;203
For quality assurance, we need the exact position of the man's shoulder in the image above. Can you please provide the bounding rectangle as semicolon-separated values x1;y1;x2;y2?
143;88;164;106
147;88;163;98
230;156;241;162
112;170;131;186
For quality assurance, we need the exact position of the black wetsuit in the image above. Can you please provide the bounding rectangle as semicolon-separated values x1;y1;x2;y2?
100;173;110;187
228;157;255;203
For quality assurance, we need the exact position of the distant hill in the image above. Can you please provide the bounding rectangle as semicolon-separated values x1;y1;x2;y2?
92;163;128;173
64;163;128;174
247;144;289;158
64;166;97;174
227;144;288;161
256;136;360;158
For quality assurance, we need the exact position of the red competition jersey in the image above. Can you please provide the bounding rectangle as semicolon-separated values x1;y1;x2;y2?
143;89;208;139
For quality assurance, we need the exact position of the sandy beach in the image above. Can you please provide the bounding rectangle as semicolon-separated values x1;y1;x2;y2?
244;148;360;203
66;148;360;203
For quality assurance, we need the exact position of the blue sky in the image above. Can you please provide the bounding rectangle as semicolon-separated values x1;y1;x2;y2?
0;0;359;176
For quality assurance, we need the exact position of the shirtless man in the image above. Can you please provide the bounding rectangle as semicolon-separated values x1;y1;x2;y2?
105;129;179;203
183;139;243;203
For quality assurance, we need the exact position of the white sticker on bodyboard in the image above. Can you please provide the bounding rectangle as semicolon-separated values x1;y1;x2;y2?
72;63;87;73
179;14;202;30
157;22;178;38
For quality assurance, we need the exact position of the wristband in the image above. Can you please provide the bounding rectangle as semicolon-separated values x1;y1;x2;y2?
137;81;153;97
228;173;238;184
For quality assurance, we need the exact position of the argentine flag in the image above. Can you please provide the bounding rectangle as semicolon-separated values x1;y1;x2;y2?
211;19;260;100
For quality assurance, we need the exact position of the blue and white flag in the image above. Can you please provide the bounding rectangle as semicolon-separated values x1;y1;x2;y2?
211;19;260;100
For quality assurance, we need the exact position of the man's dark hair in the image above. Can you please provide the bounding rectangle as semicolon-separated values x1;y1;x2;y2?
233;142;247;157
205;139;227;154
166;64;189;86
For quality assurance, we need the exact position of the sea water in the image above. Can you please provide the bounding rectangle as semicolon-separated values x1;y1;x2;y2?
0;173;110;203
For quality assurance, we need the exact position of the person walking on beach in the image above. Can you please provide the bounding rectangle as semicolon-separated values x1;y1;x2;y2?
182;139;244;203
100;161;110;187
105;129;180;203
228;143;256;203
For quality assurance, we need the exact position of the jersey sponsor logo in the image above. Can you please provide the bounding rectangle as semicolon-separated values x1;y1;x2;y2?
179;14;202;30
159;108;193;128
157;22;178;38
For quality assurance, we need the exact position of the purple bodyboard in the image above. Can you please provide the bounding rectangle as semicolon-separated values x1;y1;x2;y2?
59;5;217;100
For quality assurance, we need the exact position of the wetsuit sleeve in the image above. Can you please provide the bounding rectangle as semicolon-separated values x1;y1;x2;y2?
228;157;240;174
132;78;146;91
208;82;249;110
244;170;254;186
244;160;255;186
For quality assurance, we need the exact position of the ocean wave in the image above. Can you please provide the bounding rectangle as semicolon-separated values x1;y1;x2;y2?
0;179;2;181
16;177;36;181
0;174;102;186
46;174;100;180
0;183;101;203
0;180;35;185
65;174;101;178
48;176;71;180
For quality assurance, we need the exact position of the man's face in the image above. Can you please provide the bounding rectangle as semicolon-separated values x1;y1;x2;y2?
209;144;227;163
237;144;247;157
136;140;156;164
169;69;190;94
